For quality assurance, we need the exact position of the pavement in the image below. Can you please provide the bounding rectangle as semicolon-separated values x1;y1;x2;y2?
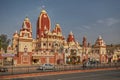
0;67;120;80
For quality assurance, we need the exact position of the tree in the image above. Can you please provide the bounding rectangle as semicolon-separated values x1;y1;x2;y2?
0;34;11;53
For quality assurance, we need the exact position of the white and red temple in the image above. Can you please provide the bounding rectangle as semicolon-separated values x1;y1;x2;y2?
0;9;109;66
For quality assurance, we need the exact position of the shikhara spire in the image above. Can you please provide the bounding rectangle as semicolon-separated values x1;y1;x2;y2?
67;31;75;42
37;9;51;39
22;17;32;33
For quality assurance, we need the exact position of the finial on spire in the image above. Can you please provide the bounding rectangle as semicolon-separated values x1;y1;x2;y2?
70;31;73;35
83;36;87;41
41;5;47;13
41;5;45;9
56;24;60;26
98;35;102;39
24;16;29;21
15;30;18;33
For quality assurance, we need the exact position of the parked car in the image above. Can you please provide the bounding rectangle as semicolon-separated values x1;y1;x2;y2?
39;63;55;70
0;67;8;72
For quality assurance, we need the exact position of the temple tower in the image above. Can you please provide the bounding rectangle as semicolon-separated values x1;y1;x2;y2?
65;32;81;64
36;9;51;39
12;17;33;66
36;9;51;51
94;35;107;63
82;36;87;53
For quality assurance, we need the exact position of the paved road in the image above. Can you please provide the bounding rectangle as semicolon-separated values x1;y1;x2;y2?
12;70;120;80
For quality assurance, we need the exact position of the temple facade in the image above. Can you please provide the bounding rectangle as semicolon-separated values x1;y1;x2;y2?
0;9;113;66
64;31;82;64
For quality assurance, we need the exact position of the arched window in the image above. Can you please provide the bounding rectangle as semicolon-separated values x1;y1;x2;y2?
43;43;46;46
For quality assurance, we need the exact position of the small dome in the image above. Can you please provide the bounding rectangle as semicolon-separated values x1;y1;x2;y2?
67;31;75;42
41;9;47;13
13;30;19;37
15;30;18;33
56;24;60;27
24;17;30;21
55;24;62;33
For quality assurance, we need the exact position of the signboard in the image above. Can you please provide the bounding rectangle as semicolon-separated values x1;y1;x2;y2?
1;53;15;57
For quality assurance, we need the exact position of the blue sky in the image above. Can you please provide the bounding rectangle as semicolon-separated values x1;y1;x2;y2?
0;0;120;44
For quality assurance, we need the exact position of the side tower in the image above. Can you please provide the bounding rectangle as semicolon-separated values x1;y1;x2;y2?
65;32;81;64
12;31;19;55
82;36;87;54
82;36;88;60
94;35;107;63
13;17;33;66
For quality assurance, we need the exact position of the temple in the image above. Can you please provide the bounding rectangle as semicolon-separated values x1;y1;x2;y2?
0;9;119;66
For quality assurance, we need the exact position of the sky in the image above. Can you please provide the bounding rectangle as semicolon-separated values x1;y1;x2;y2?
0;0;120;45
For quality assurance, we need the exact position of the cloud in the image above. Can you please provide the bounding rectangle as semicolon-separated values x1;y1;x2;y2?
82;25;91;29
96;18;120;27
106;18;120;26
